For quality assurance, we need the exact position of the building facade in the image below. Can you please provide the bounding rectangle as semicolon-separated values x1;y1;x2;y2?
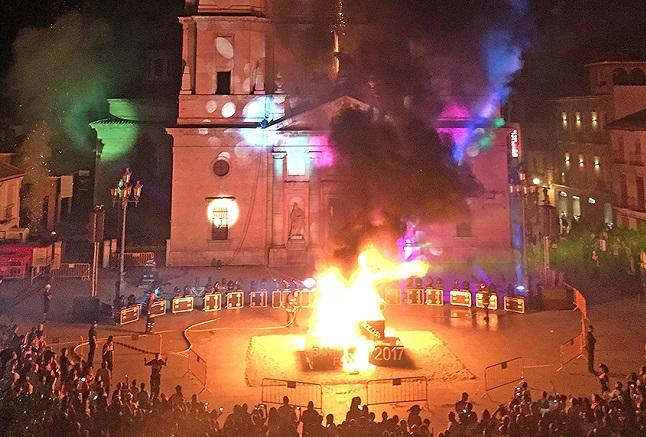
166;0;518;273
608;109;646;230
552;61;646;229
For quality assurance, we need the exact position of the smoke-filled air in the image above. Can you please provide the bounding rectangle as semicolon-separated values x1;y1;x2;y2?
6;12;116;229
272;0;528;265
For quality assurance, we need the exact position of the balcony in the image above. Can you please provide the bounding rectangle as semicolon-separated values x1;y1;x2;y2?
613;154;627;164
628;153;644;166
617;196;646;212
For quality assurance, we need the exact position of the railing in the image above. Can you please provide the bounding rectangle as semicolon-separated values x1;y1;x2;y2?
186;349;207;392
52;263;91;280
111;251;155;267
558;333;584;370
484;357;524;392
628;153;644;166
261;379;323;411
366;376;428;407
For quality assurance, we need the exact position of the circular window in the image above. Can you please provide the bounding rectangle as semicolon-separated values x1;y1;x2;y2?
213;159;230;177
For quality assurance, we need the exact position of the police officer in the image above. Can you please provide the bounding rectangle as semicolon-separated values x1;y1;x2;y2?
285;289;300;327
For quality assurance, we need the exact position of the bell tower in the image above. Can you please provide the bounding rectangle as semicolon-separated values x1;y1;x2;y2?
178;0;273;125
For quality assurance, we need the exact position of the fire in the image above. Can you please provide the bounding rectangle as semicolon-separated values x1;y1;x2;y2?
308;246;428;372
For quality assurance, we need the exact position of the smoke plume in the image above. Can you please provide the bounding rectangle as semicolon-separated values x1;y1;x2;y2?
270;1;531;264
6;12;117;228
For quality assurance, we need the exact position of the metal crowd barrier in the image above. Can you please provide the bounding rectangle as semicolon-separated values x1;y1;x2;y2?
366;376;428;407
172;296;194;314
450;290;472;307
557;333;584;371
261;378;323;411
226;291;244;309
118;304;141;325
52;263;91;280
476;292;498;310
504;296;525;313
484;357;524;392
425;288;444;305
203;293;221;311
185;349;208;393
148;299;167;317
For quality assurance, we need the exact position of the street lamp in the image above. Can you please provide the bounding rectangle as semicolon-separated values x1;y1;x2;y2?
110;168;143;300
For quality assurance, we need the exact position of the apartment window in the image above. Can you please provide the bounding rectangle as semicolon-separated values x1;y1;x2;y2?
637;177;645;211
572;196;581;219
215;71;231;95
578;154;584;168
456;222;472;237
147;57;170;81
575;112;582;128
4;204;14;221
620;174;628;206
564;152;571;170
561;112;568;128
211;207;229;240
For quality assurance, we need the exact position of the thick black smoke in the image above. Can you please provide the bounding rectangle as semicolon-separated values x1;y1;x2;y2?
328;108;480;266
270;1;528;263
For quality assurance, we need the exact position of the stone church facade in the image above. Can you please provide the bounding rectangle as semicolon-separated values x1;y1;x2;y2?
166;0;518;271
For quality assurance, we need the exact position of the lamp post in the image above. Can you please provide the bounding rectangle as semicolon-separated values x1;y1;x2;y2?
110;168;143;300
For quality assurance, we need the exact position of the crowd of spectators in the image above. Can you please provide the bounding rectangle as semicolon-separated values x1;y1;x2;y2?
1;322;645;436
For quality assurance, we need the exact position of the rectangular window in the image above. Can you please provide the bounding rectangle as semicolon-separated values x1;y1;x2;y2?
561;111;568;128
4;204;14;221
456;222;472;237
620;174;628;207
211;207;229;240
575;112;581;128
572;196;581;218
578;154;584;168
637;177;645;211
286;153;306;176
216;71;231;95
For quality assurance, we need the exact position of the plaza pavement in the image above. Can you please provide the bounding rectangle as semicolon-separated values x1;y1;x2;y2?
0;265;645;429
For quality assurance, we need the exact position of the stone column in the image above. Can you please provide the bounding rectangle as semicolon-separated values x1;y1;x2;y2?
308;151;321;248
179;18;194;95
271;151;287;246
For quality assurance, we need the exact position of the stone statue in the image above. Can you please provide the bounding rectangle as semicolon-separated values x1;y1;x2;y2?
288;202;305;239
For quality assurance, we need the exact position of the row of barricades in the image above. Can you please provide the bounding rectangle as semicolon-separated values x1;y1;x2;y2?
261;375;429;412
116;289;526;325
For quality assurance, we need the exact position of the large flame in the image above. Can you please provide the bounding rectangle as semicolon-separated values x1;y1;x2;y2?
308;246;428;372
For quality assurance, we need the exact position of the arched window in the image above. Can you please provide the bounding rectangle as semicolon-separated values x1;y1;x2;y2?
629;68;646;85
612;68;629;85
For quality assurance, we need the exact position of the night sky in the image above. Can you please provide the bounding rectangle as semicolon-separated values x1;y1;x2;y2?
1;0;644;98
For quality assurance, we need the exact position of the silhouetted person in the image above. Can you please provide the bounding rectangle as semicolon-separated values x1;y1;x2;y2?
87;321;97;366
144;352;167;400
586;325;597;373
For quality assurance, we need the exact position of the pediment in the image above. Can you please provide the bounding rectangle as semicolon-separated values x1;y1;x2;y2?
273;95;372;131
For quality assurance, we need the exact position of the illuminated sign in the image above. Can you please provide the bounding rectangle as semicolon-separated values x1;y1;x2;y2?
509;129;520;158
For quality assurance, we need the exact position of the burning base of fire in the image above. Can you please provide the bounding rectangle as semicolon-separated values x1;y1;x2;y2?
244;330;474;387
